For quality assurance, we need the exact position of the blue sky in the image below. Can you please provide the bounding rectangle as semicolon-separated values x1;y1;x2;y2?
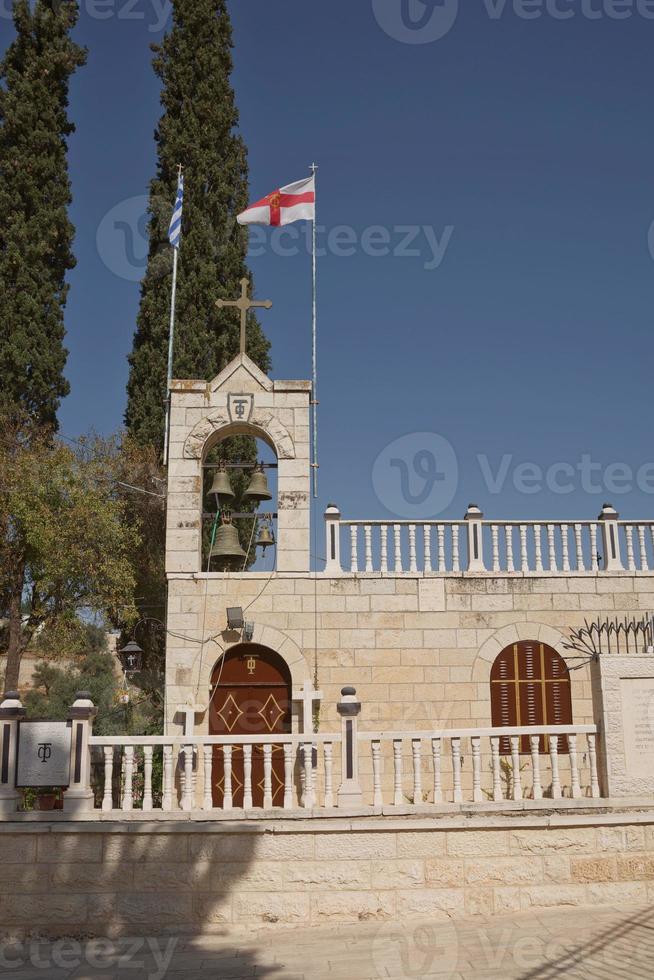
4;0;654;524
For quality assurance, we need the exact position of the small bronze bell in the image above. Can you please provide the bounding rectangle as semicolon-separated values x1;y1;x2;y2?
209;464;235;503
256;521;275;550
244;463;272;503
210;522;246;567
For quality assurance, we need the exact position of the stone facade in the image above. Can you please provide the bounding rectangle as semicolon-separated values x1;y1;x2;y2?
2;812;654;935
165;354;654;804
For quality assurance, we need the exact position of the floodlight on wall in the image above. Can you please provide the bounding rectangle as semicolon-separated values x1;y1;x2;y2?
243;621;255;642
226;607;244;630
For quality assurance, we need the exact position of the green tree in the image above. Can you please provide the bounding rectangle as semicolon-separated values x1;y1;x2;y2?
0;1;86;430
0;422;138;692
125;0;271;451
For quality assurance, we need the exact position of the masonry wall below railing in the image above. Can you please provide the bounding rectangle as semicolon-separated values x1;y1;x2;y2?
324;503;654;576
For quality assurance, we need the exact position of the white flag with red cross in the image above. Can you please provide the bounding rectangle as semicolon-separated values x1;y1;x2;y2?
237;175;316;227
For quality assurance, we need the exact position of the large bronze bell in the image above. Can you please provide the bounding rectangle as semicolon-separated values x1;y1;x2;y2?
210;522;246;567
209;464;235;503
256;521;275;550
244;463;272;503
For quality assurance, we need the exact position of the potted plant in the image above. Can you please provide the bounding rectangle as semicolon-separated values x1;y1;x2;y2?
36;787;61;811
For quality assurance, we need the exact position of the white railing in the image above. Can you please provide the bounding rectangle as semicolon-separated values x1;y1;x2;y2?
359;725;600;806
88;723;601;814
89;733;340;814
324;504;654;575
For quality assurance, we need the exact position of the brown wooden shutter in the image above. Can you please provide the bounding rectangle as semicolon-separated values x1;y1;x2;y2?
491;641;572;754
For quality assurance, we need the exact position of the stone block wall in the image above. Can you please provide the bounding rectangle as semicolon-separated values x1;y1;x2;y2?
2;813;654;936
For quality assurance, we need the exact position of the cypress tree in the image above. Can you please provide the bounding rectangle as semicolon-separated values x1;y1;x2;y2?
0;1;86;430
125;0;271;451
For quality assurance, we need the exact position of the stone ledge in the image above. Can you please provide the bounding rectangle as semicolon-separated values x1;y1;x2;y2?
2;800;653;834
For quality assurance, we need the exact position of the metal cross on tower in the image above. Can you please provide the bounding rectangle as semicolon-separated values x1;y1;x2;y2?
215;277;273;356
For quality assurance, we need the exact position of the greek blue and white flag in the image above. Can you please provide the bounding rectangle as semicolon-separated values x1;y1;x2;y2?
168;172;184;249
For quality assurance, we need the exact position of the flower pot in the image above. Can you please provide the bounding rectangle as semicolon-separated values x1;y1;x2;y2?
37;793;57;812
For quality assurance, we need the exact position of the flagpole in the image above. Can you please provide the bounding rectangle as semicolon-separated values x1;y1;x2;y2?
310;162;318;498
163;164;183;466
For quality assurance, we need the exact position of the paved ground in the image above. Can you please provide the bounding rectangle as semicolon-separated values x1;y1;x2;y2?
0;903;652;978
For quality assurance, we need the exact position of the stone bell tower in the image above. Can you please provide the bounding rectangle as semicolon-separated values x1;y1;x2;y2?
165;279;312;577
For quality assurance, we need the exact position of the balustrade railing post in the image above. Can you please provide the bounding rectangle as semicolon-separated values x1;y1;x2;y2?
510;736;522;801
0;692;25;815
142;746;153;812
203;745;213;811
412;738;423;804
243;745;253;809
530;735;543;801
372;740;383;807
324;504;342;574
337;687;362;806
162;746;173;811
324;742;334;808
122;746;134;812
568;734;582;799
64;693;98;814
102;746;114;812
587;733;601;799
471;736;482;803
451;738;463;803
598;504;624;571
549;735;562;799
464;505;485;572
283;743;293;809
393;740;404;806
432;737;443;803
490;737;503;802
181;744;194;811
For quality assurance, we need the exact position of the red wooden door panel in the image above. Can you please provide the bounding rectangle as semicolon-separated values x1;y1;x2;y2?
209;645;291;808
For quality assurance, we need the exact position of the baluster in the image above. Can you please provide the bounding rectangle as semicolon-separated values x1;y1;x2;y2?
510;737;522;801
574;524;585;571
364;525;373;572
350;525;358;573
490;737;503;802
547;524;556;571
519;525;528;572
432;737;442;804
394;525;403;572
451;738;462;803
122;746;134;812
142;746;153;812
437;525;446;571
568;734;581;799
243;745;253;809
529;735;542;801
162;745;173;811
587;733;600;799
638;525;648;570
561;524;570;572
303;742;313;809
263;744;273;809
102;747;114;812
182;745;194;811
324;742;334;808
534;525;543;572
408;525;417;573
372;740;383;807
452;526;460;573
411;739;422;804
423;525;432;572
590;524;599;569
222;746;233;810
625;526;636;571
380;525;388;574
505;525;515;573
549;735;562;799
283;743;293;809
491;525;500;572
203;745;213;811
471;736;482;803
393;739;403;806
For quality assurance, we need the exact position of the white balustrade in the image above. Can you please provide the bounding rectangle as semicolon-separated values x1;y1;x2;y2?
90;724;602;815
329;514;654;575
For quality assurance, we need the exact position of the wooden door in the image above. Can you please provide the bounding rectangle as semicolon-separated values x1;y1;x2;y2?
490;641;572;754
209;645;292;807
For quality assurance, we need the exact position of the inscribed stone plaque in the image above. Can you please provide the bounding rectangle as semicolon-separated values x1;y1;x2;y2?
621;678;654;778
16;721;72;787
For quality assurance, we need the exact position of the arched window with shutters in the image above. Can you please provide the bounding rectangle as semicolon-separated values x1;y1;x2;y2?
490;641;573;754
